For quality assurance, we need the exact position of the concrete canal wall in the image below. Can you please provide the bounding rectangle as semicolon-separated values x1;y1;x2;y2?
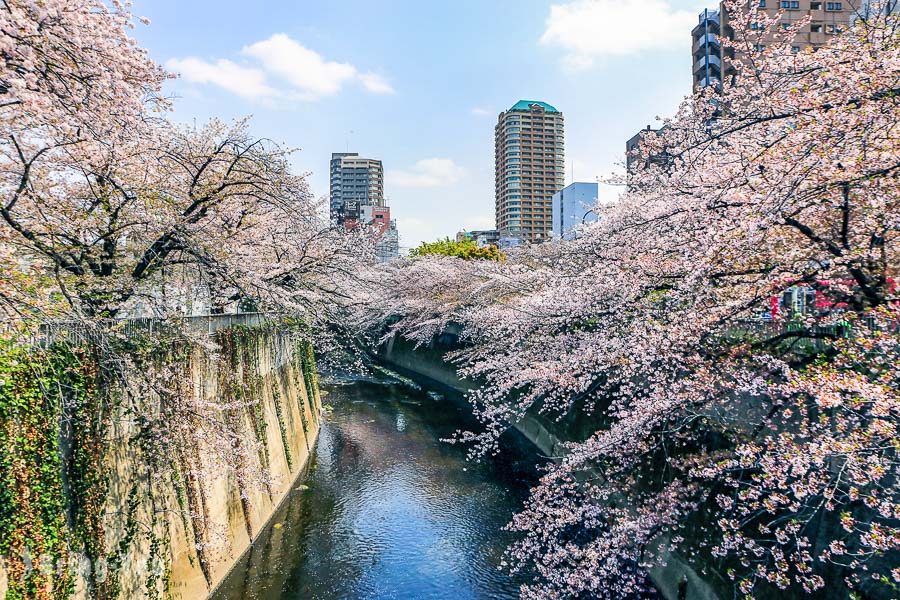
0;321;321;600
379;332;720;600
150;328;322;600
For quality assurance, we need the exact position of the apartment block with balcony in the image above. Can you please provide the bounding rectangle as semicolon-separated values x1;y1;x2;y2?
329;152;385;225
692;8;724;92
693;1;861;92
494;100;565;244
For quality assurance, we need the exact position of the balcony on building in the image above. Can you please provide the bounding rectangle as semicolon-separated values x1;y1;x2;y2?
691;9;721;38
692;32;720;54
699;75;722;89
693;54;722;75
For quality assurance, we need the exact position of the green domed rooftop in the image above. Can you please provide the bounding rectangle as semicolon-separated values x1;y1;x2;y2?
509;100;560;113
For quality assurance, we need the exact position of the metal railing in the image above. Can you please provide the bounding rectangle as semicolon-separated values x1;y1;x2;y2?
699;76;722;89
735;315;900;340
693;33;720;54
4;313;274;348
698;9;720;25
693;54;722;73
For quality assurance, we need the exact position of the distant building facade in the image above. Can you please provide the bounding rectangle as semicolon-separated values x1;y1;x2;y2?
625;125;673;186
456;229;500;247
552;182;599;240
330;152;398;262
330;153;385;225
498;236;524;250
693;2;861;92
495;100;565;244
629;2;862;187
692;8;724;92
360;205;391;236
376;220;400;263
360;205;399;262
626;126;660;173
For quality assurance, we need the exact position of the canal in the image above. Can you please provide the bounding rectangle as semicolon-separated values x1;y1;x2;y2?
211;378;542;600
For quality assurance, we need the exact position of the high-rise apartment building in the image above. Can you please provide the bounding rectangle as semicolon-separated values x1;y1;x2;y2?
329;152;399;262
329;153;384;225
495;100;565;244
692;1;861;92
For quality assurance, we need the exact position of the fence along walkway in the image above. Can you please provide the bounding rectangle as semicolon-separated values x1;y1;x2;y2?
6;313;272;347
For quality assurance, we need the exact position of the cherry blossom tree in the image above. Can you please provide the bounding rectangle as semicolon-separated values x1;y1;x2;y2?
1;0;375;328
372;2;899;597
2;0;163;320
0;5;376;596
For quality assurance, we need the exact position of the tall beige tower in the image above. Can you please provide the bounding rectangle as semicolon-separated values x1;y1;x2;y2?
495;101;565;244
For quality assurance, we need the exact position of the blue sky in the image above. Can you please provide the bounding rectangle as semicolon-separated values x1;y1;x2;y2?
132;0;707;249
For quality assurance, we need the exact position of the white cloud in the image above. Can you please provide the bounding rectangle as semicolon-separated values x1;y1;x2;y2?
396;216;435;250
242;34;357;99
471;107;491;116
387;158;466;188
166;57;278;100
541;0;696;69
359;72;395;95
168;34;394;101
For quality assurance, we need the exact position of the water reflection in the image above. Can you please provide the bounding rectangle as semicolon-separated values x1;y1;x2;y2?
211;380;540;600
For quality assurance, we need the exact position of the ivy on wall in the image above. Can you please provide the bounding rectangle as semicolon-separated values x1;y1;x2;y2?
0;342;91;600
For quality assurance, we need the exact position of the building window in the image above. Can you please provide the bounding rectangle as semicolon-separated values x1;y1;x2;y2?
811;1;822;8
825;23;843;33
825;2;842;10
759;0;766;6
792;46;801;53
811;22;823;32
781;1;799;8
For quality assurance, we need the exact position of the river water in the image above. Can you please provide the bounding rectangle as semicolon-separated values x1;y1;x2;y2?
211;379;541;600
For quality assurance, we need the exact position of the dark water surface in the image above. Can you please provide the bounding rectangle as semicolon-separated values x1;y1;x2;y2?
211;380;541;600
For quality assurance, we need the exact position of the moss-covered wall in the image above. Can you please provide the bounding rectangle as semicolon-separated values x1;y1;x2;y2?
0;326;321;600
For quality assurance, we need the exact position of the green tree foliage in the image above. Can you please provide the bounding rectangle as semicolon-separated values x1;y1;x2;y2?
409;238;504;261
